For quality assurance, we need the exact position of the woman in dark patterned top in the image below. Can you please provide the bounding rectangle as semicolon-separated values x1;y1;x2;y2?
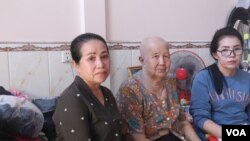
53;33;122;141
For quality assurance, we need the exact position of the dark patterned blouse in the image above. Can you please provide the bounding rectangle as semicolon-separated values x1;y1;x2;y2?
53;76;122;141
116;71;185;140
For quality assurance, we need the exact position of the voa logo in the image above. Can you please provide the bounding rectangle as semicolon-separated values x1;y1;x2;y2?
226;129;246;136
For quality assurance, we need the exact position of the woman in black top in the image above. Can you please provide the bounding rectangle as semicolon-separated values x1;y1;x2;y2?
53;33;122;141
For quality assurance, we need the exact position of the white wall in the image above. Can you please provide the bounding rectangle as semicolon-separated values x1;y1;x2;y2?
0;0;238;42
106;0;238;41
84;0;106;37
0;0;83;42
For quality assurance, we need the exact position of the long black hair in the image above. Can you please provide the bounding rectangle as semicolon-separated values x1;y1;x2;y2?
207;26;243;94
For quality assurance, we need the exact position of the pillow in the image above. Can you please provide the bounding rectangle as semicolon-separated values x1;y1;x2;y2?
0;95;44;138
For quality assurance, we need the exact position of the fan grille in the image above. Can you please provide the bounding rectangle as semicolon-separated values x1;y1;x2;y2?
168;50;206;79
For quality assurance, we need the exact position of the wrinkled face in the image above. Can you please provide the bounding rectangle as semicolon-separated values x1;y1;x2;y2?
213;36;242;74
74;40;110;86
140;42;170;79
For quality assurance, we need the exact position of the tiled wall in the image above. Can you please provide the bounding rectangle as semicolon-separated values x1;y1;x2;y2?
0;42;214;99
109;42;215;94
0;43;74;99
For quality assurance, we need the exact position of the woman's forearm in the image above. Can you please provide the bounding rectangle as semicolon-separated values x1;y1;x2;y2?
181;120;201;141
203;119;222;138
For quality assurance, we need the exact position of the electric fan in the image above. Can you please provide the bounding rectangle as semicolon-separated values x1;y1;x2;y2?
168;50;206;108
168;50;206;79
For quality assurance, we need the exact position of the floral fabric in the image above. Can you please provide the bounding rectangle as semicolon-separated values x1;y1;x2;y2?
116;71;184;140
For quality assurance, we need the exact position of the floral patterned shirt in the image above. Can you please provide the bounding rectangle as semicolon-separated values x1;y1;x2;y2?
116;71;185;140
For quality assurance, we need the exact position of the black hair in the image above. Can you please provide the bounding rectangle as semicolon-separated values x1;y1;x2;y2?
70;33;108;64
207;26;243;94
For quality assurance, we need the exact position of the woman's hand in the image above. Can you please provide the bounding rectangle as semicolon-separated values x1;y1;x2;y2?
180;120;201;141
